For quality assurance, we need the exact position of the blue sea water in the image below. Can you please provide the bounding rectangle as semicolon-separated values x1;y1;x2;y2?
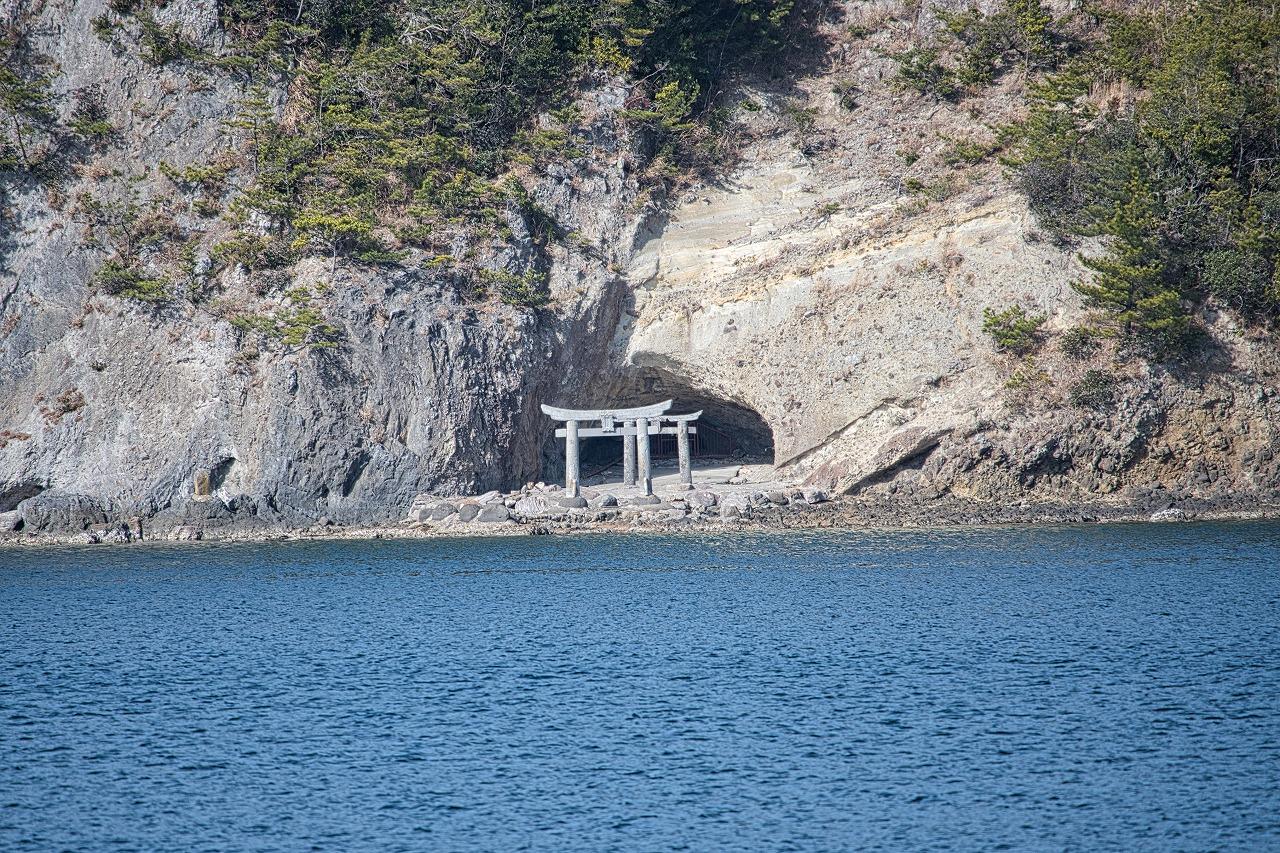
1;522;1278;852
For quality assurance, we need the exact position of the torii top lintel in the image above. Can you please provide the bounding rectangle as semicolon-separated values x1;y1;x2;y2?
539;400;673;421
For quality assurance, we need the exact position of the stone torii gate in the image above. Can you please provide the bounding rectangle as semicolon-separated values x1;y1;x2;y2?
541;400;701;497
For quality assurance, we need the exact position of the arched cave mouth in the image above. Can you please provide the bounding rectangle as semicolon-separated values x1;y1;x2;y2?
539;372;774;484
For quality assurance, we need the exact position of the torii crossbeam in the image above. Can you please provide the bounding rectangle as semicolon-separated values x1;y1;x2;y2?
540;400;702;497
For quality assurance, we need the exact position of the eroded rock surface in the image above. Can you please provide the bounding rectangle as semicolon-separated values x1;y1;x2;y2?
3;0;1278;540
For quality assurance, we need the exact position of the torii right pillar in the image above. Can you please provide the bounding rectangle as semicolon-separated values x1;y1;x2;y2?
667;411;702;491
635;416;652;495
677;419;692;488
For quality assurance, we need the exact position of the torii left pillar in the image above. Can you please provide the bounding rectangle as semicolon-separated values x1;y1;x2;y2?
563;419;580;498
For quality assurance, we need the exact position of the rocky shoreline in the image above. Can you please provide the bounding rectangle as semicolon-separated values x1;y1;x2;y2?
2;487;1276;548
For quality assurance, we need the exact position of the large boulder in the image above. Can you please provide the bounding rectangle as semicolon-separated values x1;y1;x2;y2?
476;505;511;523
170;525;203;541
16;492;108;532
687;490;719;508
181;497;235;523
513;495;554;518
407;494;444;522
96;524;133;544
428;503;458;522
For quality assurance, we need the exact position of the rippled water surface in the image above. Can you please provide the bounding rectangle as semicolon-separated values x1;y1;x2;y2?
2;523;1279;851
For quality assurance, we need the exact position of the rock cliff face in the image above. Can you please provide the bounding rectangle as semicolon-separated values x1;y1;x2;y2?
2;0;1277;536
613;2;1280;520
0;0;642;531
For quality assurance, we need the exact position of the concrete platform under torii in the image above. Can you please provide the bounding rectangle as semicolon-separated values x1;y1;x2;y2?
581;460;761;493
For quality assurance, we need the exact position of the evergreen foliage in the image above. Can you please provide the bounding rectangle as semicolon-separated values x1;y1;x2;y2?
0;35;55;171
76;189;181;303
68;87;114;146
71;0;801;313
87;0;801;306
93;258;170;302
1059;326;1100;360
982;305;1046;354
891;0;1063;99
1001;0;1280;354
229;286;343;351
892;1;1280;358
1068;369;1117;409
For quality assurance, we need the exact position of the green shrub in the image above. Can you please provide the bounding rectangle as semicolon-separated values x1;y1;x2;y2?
479;269;550;308
230;286;342;350
1003;357;1050;411
69;86;113;145
91;15;118;42
982;305;1047;354
212;233;296;271
1004;1;1280;343
1068;369;1116;409
944;137;996;165
138;14;200;65
890;46;959;99
938;0;1056;86
159;160;230;193
94;259;169;301
0;37;55;170
1200;249;1277;315
1059;327;1100;360
891;1;1059;100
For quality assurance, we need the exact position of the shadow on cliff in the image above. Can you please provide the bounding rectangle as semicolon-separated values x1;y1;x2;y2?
0;197;16;280
688;0;846;187
746;0;846;99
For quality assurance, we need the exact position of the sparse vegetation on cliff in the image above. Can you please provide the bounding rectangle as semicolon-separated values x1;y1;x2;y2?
982;305;1046;355
84;0;802;304
227;285;342;351
900;0;1280;360
0;34;56;172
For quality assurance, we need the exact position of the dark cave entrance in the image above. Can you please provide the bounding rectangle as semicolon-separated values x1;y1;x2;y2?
539;372;775;483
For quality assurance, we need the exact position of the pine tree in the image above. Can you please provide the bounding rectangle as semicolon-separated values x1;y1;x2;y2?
1013;0;1054;69
0;39;54;170
1075;173;1191;355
